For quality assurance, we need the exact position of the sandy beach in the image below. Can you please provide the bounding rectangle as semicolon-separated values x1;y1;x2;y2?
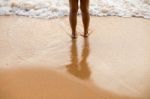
0;16;150;99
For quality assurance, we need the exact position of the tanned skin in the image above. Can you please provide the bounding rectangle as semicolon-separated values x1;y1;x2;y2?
69;0;90;38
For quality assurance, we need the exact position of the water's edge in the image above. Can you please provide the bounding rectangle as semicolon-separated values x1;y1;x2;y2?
0;0;150;19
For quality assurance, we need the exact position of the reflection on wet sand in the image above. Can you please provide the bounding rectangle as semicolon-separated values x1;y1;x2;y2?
0;16;149;99
66;39;91;79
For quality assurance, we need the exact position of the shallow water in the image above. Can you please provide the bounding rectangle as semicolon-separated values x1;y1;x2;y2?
0;0;150;19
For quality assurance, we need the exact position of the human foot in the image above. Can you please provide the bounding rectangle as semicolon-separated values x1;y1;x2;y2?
71;34;77;39
81;33;89;38
81;30;93;38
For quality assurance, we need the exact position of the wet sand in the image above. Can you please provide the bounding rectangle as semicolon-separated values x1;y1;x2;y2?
0;16;150;99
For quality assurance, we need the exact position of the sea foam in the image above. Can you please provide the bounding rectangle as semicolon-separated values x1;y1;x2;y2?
0;0;150;19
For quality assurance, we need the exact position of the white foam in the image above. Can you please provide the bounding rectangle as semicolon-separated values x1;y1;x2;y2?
0;0;150;19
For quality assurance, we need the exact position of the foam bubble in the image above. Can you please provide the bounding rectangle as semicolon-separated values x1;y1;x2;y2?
0;0;150;19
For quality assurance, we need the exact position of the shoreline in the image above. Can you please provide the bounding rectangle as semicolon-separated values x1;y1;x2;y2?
1;14;150;20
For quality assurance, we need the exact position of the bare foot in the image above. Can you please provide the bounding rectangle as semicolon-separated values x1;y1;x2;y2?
71;34;77;39
81;33;89;38
80;30;93;38
84;33;89;38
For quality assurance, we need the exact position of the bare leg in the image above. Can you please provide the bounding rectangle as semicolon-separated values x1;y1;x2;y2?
80;0;90;37
69;0;79;38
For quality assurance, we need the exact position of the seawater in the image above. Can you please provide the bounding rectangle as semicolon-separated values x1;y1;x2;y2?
0;0;150;19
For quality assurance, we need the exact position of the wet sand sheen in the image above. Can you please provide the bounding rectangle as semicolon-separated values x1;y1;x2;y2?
0;16;150;99
66;39;91;80
0;68;137;99
0;68;100;99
